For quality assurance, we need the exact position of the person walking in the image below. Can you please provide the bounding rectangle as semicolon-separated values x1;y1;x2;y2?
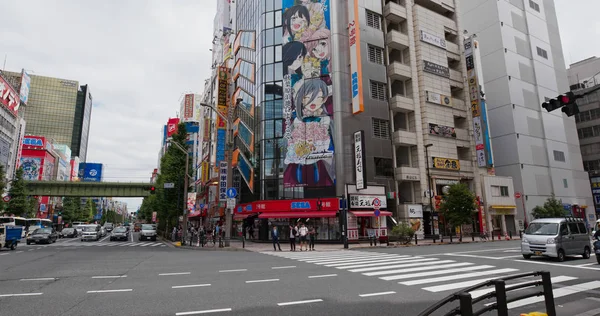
308;225;316;251
289;224;297;251
298;223;308;251
271;225;282;251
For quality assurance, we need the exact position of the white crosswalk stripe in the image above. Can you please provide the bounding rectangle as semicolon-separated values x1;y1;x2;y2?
261;250;597;311
31;242;167;248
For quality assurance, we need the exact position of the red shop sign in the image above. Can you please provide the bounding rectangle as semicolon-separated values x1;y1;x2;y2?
252;198;339;213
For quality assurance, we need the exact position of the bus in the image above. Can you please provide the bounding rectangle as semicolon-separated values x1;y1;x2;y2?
0;216;28;238
26;218;53;235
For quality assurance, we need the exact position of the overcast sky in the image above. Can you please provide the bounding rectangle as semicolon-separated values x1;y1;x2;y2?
0;0;597;211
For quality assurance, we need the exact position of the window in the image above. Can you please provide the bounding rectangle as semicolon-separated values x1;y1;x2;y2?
366;10;381;30
563;179;568;188
368;45;384;65
529;0;540;12
500;186;509;197
374;157;394;177
372;118;390;139
491;185;509;197
370;81;387;100
568;223;579;234
536;47;548;59
577;223;587;234
575;108;600;123
553;150;565;162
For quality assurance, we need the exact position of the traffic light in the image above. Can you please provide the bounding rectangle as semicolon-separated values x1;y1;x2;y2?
542;91;581;117
150;186;156;194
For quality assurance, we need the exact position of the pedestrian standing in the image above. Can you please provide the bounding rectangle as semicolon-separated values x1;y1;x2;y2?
298;223;308;251
271;225;282;251
289;224;296;251
308;225;316;251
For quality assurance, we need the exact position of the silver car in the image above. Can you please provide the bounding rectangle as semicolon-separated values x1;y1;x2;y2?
139;224;157;241
521;217;591;262
80;224;101;241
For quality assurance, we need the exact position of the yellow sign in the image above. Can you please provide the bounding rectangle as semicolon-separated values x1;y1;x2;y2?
432;157;460;171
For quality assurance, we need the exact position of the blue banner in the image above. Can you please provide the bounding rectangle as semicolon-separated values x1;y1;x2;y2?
480;99;494;166
79;163;103;182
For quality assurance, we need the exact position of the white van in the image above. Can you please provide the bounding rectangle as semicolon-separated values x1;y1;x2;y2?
80;224;101;241
521;217;590;262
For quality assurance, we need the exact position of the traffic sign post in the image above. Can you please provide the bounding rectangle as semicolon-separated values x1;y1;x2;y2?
2;196;10;203
515;192;527;227
226;188;237;199
164;182;175;189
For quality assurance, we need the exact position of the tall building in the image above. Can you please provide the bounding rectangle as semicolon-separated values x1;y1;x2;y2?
2;71;92;162
460;0;594;223
0;70;28;181
568;56;600;218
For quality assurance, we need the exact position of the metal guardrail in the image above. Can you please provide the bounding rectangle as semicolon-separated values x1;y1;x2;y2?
418;271;556;316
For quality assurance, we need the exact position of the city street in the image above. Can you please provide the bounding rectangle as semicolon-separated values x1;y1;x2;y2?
2;239;600;316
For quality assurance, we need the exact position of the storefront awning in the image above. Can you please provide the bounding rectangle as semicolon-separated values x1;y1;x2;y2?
233;213;252;220
350;211;392;217
490;205;517;209
258;211;337;219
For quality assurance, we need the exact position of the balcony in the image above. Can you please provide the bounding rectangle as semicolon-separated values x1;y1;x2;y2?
386;30;409;51
454;128;472;147
389;95;414;112
449;69;464;89
384;1;407;23
395;166;421;182
452;98;466;110
394;129;418;146
387;62;412;81
446;41;460;61
441;0;455;12
459;160;473;173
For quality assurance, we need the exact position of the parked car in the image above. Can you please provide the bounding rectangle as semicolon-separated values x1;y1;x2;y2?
80;224;101;242
60;228;78;238
521;217;591;262
26;228;58;245
110;227;129;241
139;224;157;241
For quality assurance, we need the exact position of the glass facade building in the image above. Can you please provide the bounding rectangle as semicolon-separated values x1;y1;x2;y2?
73;85;92;161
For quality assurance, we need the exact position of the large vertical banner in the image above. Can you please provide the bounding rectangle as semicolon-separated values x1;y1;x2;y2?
20;157;42;180
348;0;364;114
282;0;335;188
216;67;229;164
465;37;488;168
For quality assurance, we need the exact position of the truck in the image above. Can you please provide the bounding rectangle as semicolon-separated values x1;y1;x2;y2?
0;224;23;250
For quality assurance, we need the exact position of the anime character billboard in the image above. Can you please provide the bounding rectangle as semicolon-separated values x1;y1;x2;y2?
282;0;334;188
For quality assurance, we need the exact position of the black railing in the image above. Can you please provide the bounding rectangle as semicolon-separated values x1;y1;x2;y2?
418;271;556;316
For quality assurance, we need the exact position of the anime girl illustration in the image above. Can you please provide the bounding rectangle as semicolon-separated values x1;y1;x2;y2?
282;41;307;87
295;0;325;32
284;78;334;187
283;5;311;43
302;28;331;77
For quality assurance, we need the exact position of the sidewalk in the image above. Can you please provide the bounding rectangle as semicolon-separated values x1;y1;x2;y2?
165;235;521;252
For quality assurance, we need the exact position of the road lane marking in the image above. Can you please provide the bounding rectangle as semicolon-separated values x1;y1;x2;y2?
159;272;191;276
172;284;211;289
245;279;279;284
308;274;337;279
305;254;402;264
20;278;56;281
0;292;43;297
87;289;133;293
513;259;600;271
271;266;296;269
373;263;478;279
36;247;42;249
504;281;600;309
91;275;127;279
219;269;247;273
176;308;232;315
442;253;507;260
469;276;577;299
425;247;520;256
575;262;598;267
15;251;23;253
359;291;396;297
277;299;323;306
0;253;9;256
325;256;417;267
400;268;519;286
349;259;455;273
99;236;110;242
28;249;33;251
150;243;163;247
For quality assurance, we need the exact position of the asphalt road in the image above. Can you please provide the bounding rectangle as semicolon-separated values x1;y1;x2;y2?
1;238;600;316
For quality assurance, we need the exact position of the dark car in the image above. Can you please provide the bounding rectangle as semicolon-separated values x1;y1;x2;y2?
110;227;129;241
26;228;58;245
60;228;78;238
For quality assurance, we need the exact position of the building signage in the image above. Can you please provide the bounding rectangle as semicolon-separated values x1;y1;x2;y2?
183;94;194;120
60;80;77;87
218;161;228;202
408;204;423;218
425;91;452;107
401;173;420;181
291;201;311;209
252;198;339;212
19;70;31;105
353;130;367;190
79;163;103;182
480;99;494;166
429;123;456;138
349;195;388;209
151;212;157;222
436;179;459;185
216;67;229;164
420;30;446;49
432;157;460;171
348;0;364;114
23;137;45;147
0;75;20;116
423;60;450;78
167;117;179;138
473;116;486;167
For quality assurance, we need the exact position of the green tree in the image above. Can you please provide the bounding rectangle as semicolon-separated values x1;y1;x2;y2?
438;183;478;240
61;197;80;223
25;196;38;218
82;198;96;223
7;168;30;217
531;194;565;219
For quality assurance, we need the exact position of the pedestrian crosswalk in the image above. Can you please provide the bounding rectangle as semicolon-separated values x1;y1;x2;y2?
35;242;167;248
261;250;600;311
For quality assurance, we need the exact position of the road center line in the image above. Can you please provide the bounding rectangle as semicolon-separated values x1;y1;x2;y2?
271;266;296;269
277;299;323;306
0;253;9;256
219;269;247;273
15;251;23;253
91;275;127;279
172;284;211;289
20;278;56;281
0;292;43;297
175;308;232;315
159;272;191;276
87;289;133;293
245;279;279;283
308;274;337;279
359;291;396;297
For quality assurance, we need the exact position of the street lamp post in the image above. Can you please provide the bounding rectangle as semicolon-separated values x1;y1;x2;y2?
424;144;435;237
169;141;190;245
201;99;241;247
